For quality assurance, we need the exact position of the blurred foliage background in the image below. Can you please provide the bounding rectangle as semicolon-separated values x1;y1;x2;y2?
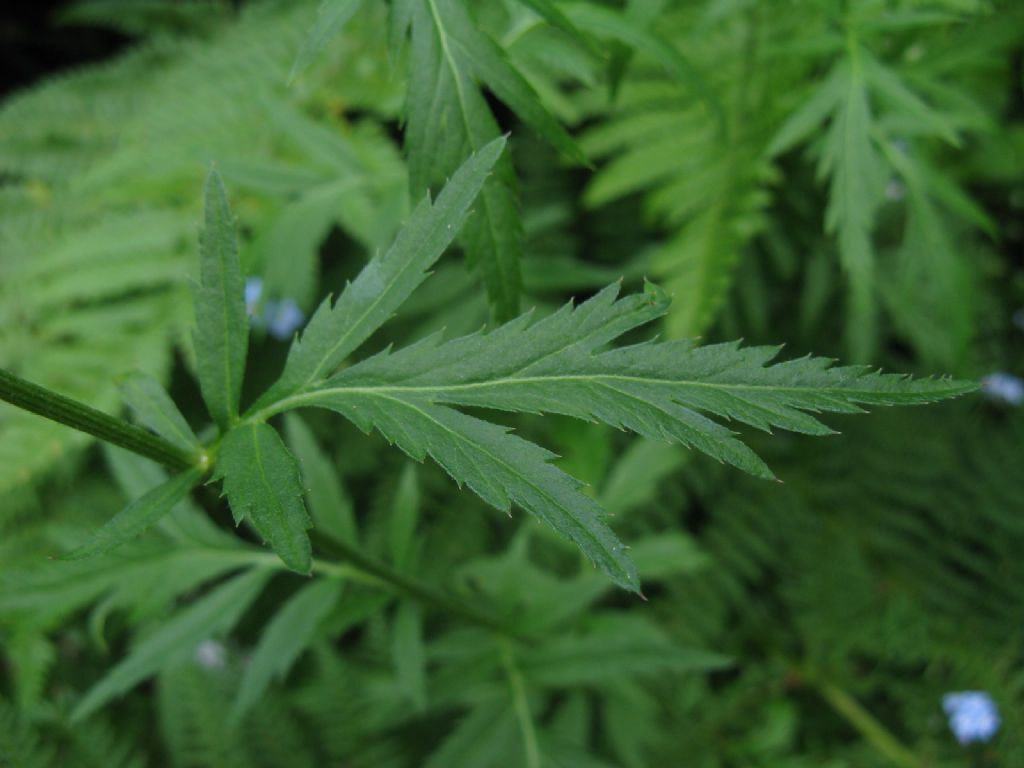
0;0;1022;766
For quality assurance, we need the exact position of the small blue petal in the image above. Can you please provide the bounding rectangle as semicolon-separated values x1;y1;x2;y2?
245;277;264;316
266;299;306;341
981;372;1024;407
942;691;1000;745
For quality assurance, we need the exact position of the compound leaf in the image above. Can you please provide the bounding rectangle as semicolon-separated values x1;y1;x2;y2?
303;281;974;484
250;136;506;412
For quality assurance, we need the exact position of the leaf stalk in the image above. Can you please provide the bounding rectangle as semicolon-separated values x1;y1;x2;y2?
0;368;198;472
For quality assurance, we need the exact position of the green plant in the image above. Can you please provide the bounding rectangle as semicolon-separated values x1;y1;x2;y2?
1;1;1021;766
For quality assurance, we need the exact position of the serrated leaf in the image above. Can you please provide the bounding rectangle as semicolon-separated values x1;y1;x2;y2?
313;395;640;592
304;281;975;483
821;51;886;361
405;0;521;320
289;0;367;82
214;423;313;574
119;372;200;453
435;0;587;167
389;463;420;571
63;467;204;561
71;567;270;722
230;578;343;723
250;136;506;413
193;170;249;430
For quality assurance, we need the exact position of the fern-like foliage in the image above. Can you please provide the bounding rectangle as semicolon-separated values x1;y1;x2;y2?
178;141;965;592
0;3;1017;766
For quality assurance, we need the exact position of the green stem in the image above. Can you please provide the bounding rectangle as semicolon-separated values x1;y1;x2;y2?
502;643;542;768
0;368;198;471
815;679;923;768
326;536;533;644
243;541;530;644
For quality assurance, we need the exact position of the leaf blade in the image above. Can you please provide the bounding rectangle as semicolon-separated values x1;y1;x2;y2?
406;0;522;320
289;0;367;82
230;578;343;722
307;283;975;480
252;135;507;412
193;170;249;430
63;467;204;561
119;372;200;453
71;567;270;722
214;423;313;574
306;394;640;592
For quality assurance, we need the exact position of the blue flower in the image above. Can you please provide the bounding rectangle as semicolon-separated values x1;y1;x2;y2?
245;277;264;316
243;277;306;340
942;691;1000;745
264;299;306;341
981;372;1024;407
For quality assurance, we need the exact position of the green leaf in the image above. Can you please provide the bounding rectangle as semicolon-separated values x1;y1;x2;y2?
767;64;845;158
271;281;972;589
63;467;204;561
193;170;249;430
821;51;886;361
406;0;522;320
389;463;420;571
310;396;640;592
119;372;200;453
230;578;343;723
284;414;358;545
521;616;730;687
601;439;687;518
565;3;724;131
862;52;960;147
213;423;313;574
435;0;587;167
250;136;507;413
513;0;601;58
629;533;710;580
71;567;270;722
289;0;367;82
392;602;427;710
424;702;519;768
304;281;975;483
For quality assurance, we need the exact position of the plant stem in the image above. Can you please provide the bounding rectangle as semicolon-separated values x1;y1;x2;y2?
0;367;198;471
325;536;534;644
243;540;531;644
815;679;924;768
